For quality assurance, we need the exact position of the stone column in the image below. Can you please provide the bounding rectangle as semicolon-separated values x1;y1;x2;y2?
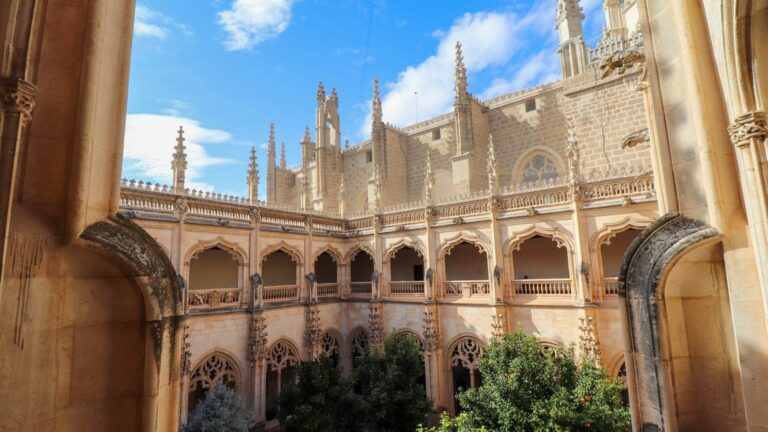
423;304;443;409
0;77;36;297
248;313;268;423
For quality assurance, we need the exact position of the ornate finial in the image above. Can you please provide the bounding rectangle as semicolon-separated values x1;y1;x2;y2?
372;78;383;124
305;306;323;359
247;146;259;204
424;151;434;204
248;314;269;365
422;310;440;353
280;143;287;168
268;123;276;159
317;81;326;101
368;302;384;350
330;88;338;100
302;126;311;143
491;312;505;339
556;0;584;26
487;134;498;194
172;125;188;191
579;316;601;365
454;42;468;107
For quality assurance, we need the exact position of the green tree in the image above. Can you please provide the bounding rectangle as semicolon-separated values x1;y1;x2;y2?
278;356;365;432
184;383;254;432
354;333;432;432
456;331;630;432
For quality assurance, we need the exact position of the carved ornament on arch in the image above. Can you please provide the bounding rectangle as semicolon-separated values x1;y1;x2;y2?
189;350;241;391
267;338;301;372
511;146;567;185
589;216;653;252
343;243;375;263
438;231;491;259
383;237;426;263
259;241;304;264
184;236;247;266
312;244;343;264
503;224;574;255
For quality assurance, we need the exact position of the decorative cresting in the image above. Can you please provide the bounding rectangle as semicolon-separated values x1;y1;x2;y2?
1;77;37;122
618;213;719;431
368;302;385;349
248;314;268;366
81;213;184;321
422;309;440;353
190;352;239;392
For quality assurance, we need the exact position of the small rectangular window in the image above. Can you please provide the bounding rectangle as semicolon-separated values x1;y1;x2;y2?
432;129;441;140
365;150;372;163
525;98;537;112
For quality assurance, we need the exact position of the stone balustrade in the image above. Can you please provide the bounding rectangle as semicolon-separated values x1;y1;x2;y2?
603;277;620;296
389;281;425;295
187;288;241;309
317;283;339;298
513;279;572;296
350;282;372;296
444;280;490;297
263;285;299;302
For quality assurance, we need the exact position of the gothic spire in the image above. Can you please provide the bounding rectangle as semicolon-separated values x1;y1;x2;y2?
302;126;311;143
280;143;287;168
171;125;187;191
247;146;259;204
267;123;276;162
454;41;468;108
317;81;326;102
487;134;498;194
372;78;382;125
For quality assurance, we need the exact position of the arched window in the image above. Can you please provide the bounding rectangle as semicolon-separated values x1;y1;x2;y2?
320;331;341;367
188;247;242;309
521;154;560;183
350;327;370;368
266;341;300;420
450;337;485;413
188;353;239;413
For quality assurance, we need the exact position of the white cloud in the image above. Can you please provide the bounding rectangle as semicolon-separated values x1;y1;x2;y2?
480;50;561;99
357;4;557;138
134;5;192;40
123;114;233;191
217;0;294;51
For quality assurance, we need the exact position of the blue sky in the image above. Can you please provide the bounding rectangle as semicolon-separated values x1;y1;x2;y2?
123;0;606;197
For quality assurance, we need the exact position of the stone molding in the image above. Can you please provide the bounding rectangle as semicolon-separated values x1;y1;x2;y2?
618;213;719;431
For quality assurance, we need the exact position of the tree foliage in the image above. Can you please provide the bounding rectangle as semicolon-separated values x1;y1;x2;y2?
278;356;365;432
455;331;630;432
184;383;254;432
353;333;432;431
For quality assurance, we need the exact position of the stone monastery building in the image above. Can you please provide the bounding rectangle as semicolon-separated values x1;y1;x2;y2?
2;0;768;431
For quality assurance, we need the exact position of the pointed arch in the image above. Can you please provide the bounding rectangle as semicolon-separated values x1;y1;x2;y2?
267;338;301;371
384;237;426;262
393;328;425;352
437;231;491;260
259;241;304;264
312;244;343;264
590;216;654;252
344;243;375;264
184;236;247;266
504;224;574;256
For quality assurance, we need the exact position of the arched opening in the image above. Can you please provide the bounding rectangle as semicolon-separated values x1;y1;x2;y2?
265;341;300;421
617;362;629;407
599;229;641;296
443;241;490;297
188;353;239;414
512;235;571;296
188;247;242;309
517;152;562;185
394;332;426;392
350;250;374;296
350;327;370;369
315;251;339;298
449;337;485;414
389;246;425;295
262;249;299;302
319;331;341;367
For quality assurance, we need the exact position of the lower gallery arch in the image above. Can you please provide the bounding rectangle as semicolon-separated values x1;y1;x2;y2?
619;214;744;431
265;339;300;420
349;327;370;368
448;336;486;414
320;330;341;367
188;351;240;413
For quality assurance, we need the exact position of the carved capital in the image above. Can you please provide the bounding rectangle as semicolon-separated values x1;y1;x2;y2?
728;111;767;148
1;78;37;121
599;49;644;79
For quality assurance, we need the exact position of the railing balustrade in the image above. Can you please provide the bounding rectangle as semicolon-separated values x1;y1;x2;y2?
603;277;620;296
350;282;372;296
513;279;572;296
317;283;339;298
389;281;424;295
444;280;490;297
187;288;241;309
263;285;299;302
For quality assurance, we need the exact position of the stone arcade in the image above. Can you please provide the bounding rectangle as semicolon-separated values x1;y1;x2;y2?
1;1;767;431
